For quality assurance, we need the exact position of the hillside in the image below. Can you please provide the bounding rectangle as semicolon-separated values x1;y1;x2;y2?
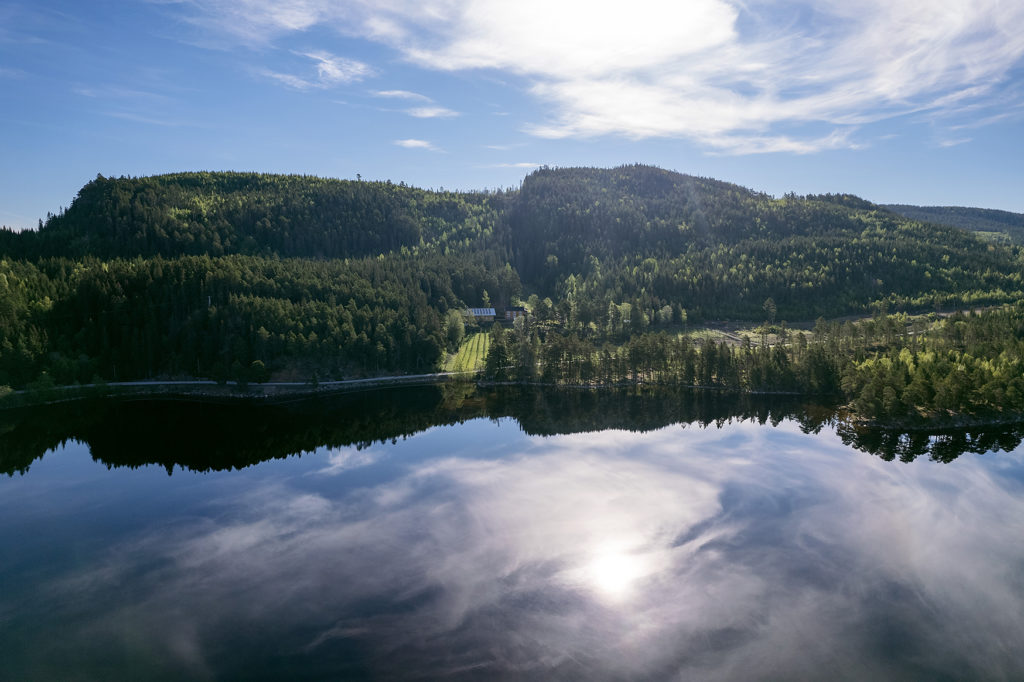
506;166;1021;320
1;165;1022;395
885;204;1024;245
0;172;504;260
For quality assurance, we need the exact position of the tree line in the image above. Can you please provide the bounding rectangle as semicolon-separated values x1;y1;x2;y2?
483;305;1024;424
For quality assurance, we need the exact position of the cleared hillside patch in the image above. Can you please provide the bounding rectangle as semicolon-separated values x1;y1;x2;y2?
445;332;490;373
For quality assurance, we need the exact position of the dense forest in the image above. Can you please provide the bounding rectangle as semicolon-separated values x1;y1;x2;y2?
2;164;1023;423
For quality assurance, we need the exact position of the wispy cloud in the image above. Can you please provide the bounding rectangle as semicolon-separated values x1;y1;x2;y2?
406;105;459;118
259;50;372;90
73;84;174;103
487;162;543;168
703;130;862;156
394;138;439;151
105;111;192;127
369;90;459;117
371;89;431;101
300;50;372;84
165;0;1024;153
948;113;1014;130
158;0;332;46
259;69;315;90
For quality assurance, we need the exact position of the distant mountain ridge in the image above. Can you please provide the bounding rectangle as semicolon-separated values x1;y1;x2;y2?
885;204;1024;244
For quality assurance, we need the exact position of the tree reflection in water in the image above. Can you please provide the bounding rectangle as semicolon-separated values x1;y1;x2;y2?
3;384;1023;476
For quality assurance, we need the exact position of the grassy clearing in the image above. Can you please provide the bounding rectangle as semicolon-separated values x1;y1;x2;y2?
444;332;490;373
684;328;733;342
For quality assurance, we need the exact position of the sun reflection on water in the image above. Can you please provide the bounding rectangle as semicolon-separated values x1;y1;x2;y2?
588;551;646;599
574;542;660;603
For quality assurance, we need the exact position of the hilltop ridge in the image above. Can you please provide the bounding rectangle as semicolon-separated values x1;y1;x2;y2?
2;164;1017;319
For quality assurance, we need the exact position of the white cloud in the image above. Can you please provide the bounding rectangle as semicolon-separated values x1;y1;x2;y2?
259;50;372;89
402;0;738;77
171;0;1024;153
299;50;372;84
394;138;439;150
368;90;459;117
371;89;431;100
405;105;459;118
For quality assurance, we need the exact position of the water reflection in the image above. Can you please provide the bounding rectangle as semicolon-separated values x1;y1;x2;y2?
2;416;1024;680
581;547;651;601
3;385;1024;477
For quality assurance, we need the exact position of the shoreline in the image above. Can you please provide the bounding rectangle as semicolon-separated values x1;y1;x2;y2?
0;372;476;409
4;375;1024;433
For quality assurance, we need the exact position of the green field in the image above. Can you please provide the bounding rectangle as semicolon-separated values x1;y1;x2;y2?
444;332;491;373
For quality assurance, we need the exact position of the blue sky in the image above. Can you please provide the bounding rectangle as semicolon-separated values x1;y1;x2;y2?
2;0;1024;230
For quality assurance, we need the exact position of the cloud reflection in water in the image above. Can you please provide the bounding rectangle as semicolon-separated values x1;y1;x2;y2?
10;419;1024;680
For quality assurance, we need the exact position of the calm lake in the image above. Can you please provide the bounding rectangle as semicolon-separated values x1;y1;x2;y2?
2;386;1024;680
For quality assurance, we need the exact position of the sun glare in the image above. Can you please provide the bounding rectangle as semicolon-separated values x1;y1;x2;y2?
586;550;647;600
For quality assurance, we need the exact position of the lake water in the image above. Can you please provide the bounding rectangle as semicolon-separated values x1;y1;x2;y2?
2;387;1024;680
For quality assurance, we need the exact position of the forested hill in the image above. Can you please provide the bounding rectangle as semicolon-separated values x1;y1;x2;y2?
2;166;1008;265
3;165;1024;322
504;166;1021;320
3;167;1022;321
2;164;1023;391
0;172;505;260
884;204;1024;245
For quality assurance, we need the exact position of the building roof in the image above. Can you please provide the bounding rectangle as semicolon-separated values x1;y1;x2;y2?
467;307;496;316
